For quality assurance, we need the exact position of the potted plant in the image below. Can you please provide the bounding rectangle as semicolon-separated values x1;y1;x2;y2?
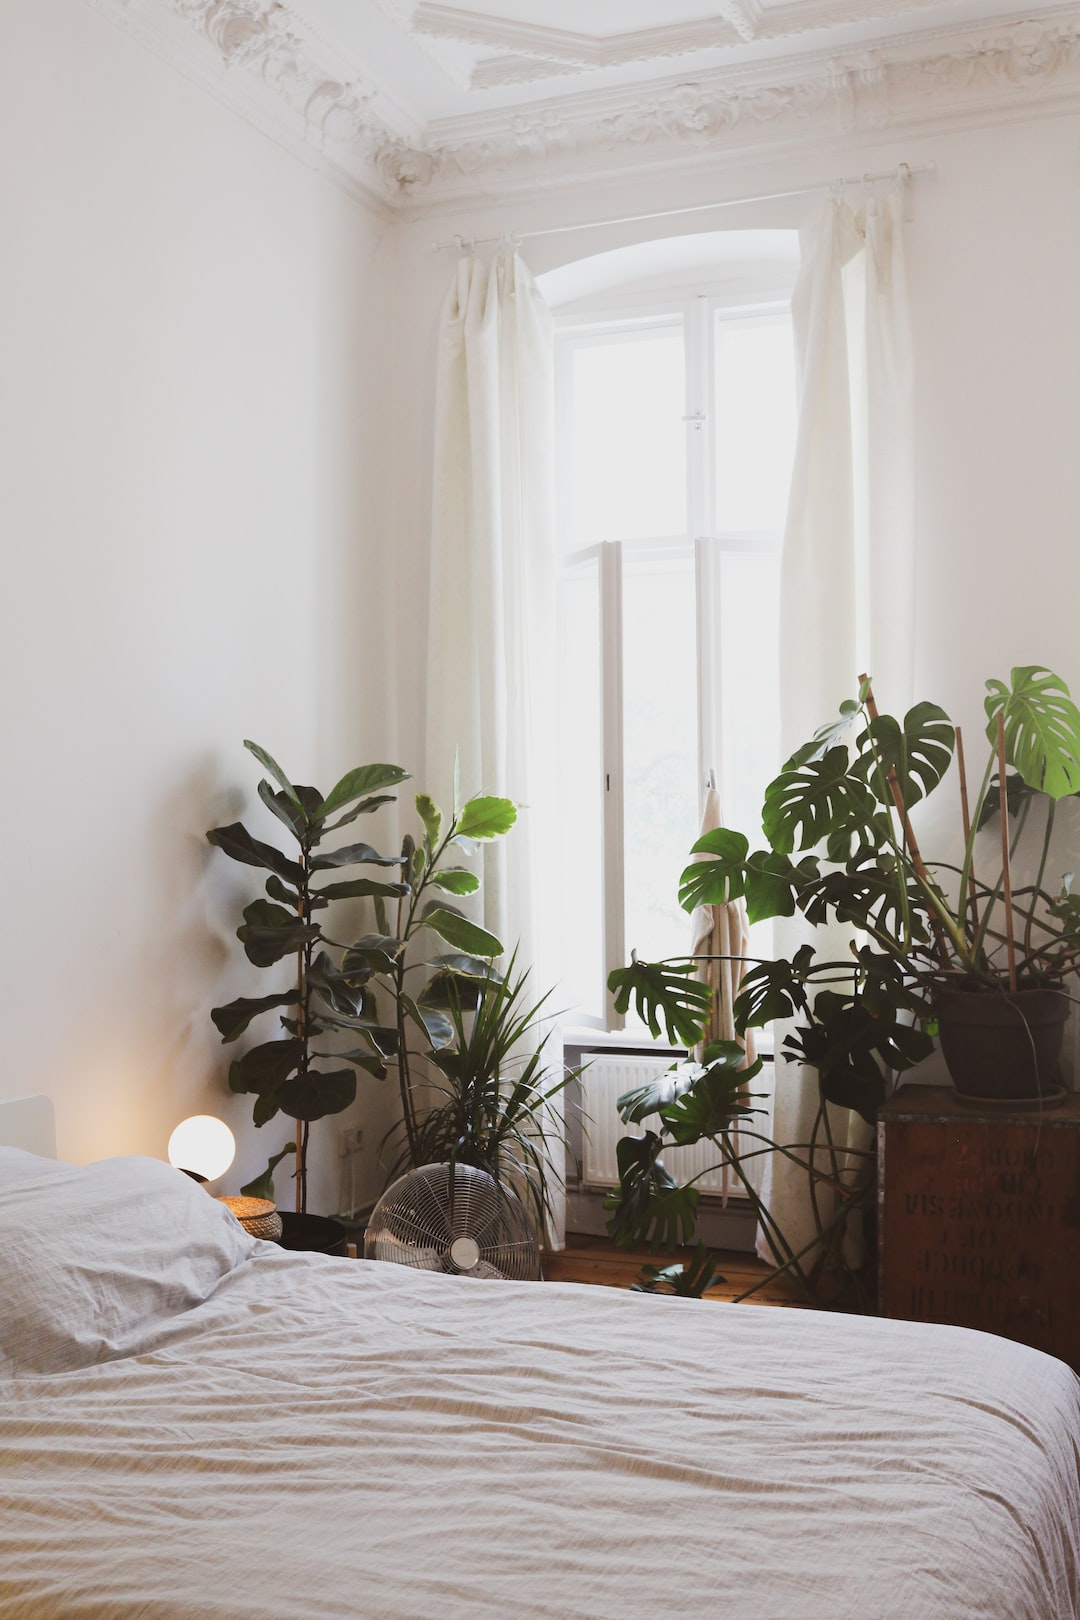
605;665;1080;1300
383;951;577;1234
207;742;411;1238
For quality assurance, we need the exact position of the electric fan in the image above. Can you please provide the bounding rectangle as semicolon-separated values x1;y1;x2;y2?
364;1162;540;1281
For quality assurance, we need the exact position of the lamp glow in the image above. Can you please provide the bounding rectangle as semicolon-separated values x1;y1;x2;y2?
167;1116;236;1183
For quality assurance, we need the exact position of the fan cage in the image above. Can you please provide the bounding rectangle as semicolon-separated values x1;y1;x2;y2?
364;1162;540;1281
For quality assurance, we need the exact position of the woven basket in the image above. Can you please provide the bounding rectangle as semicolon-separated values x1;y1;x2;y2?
218;1195;283;1241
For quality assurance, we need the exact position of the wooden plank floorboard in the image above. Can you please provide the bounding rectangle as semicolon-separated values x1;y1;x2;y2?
542;1234;808;1308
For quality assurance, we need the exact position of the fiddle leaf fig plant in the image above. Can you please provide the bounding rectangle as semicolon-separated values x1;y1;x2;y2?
208;742;410;1212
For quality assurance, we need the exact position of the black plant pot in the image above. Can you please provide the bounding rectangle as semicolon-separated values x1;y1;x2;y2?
934;986;1069;1102
275;1211;349;1257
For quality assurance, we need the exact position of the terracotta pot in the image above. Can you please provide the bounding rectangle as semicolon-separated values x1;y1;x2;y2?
934;985;1069;1101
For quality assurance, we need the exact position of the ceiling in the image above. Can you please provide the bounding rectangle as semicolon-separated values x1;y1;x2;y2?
304;0;1059;135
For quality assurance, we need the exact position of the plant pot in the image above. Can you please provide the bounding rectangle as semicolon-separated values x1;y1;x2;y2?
934;986;1069;1102
275;1211;348;1256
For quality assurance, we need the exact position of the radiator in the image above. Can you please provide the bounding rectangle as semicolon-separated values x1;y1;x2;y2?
579;1053;733;1197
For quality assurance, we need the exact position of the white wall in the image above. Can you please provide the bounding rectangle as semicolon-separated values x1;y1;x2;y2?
0;0;400;1213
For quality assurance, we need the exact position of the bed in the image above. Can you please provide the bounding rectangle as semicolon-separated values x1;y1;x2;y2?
1;1097;1078;1620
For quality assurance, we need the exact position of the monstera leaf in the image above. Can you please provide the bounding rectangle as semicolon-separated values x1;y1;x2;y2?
605;1132;701;1251
985;666;1080;799
608;957;713;1047
855;702;955;809
762;748;878;856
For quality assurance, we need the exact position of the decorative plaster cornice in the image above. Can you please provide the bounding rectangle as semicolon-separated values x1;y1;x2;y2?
85;0;411;201
379;12;1080;199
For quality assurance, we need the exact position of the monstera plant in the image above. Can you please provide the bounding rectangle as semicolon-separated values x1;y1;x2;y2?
607;665;1080;1301
208;743;520;1213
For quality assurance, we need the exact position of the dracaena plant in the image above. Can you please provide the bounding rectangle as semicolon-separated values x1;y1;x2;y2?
605;666;1080;1303
386;952;577;1231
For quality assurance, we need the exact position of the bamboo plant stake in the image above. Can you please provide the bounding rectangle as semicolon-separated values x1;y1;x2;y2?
860;677;952;968
996;711;1018;991
954;727;982;937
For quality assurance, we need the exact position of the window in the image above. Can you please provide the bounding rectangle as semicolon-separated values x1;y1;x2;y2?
553;275;798;1027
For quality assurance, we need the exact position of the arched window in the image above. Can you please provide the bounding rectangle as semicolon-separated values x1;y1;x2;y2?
538;231;799;1029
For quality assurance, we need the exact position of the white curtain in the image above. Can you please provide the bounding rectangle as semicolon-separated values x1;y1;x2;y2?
759;190;914;1265
424;252;564;1242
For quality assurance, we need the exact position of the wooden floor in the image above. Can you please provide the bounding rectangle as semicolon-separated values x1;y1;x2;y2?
541;1233;809;1308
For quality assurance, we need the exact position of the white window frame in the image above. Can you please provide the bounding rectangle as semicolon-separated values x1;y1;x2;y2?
555;277;795;1030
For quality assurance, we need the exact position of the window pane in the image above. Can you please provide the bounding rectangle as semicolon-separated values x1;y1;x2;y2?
557;556;605;1017
571;328;686;547
714;315;796;532
622;547;699;969
698;543;781;967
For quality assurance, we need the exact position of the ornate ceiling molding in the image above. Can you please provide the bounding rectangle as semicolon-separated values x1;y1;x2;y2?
83;0;1080;207
380;12;1080;199
85;0;411;201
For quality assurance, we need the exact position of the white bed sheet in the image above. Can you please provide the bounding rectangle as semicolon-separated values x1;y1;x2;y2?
1;1246;1077;1620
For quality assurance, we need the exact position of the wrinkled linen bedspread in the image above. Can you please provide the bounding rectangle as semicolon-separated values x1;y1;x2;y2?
1;1248;1078;1620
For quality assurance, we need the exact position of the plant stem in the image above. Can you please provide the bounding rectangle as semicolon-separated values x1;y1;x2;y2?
996;713;1018;991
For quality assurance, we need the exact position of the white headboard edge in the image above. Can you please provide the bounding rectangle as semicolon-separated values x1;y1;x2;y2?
0;1095;57;1159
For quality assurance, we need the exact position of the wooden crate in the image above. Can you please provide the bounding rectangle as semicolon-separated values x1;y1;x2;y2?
878;1085;1080;1368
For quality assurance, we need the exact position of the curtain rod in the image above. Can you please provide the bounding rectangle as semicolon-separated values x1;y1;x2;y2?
431;161;936;252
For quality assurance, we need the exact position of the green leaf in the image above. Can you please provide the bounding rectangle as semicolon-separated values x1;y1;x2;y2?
252;1091;280;1128
311;878;409;902
429;868;481;896
310;841;402;872
607;958;712;1047
317;764;410;821
401;992;455;1050
210;991;300;1044
855;702;955;809
335;1047;388;1079
341;937;401;977
633;1243;725;1298
784;697;863;770
605;1132;700;1251
237;900;321;968
985;667;1080;800
256;780;308;843
415;793;442;846
206;822;305;887
762;748;878;856
319;796;398;834
243;741;302;809
733;946;815;1030
455;796;517;841
423;907;503;958
275;1067;357;1122
240;1141;296;1202
227;1038;302;1096
426;952;503;980
264;875;302;910
678;828;750;909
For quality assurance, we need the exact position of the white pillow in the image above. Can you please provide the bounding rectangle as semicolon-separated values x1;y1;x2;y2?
0;1145;69;1184
0;1152;255;1375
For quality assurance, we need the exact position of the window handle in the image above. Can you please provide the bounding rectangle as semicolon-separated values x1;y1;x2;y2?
682;412;707;432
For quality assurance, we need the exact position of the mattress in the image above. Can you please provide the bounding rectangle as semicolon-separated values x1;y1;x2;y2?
1;1244;1078;1620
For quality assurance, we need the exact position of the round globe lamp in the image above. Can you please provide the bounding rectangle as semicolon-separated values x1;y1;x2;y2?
168;1116;236;1185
